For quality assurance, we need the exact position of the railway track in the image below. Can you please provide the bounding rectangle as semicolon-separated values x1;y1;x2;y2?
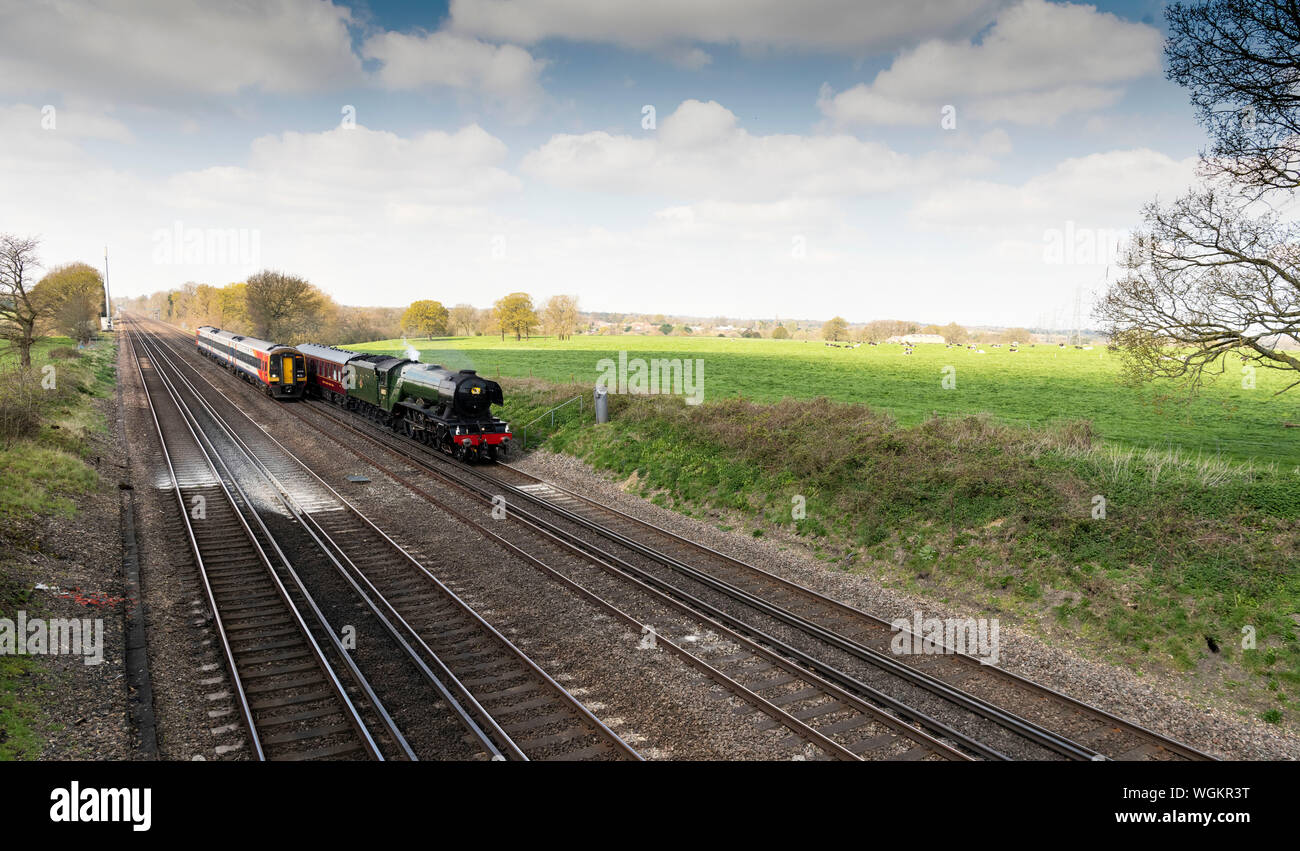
128;324;390;760
281;407;973;761
290;395;1060;759
478;464;1217;762
294;375;1213;761
141;318;1215;761
145;319;968;761
134;320;641;761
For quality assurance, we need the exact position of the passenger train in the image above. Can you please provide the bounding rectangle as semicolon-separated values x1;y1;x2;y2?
195;326;307;400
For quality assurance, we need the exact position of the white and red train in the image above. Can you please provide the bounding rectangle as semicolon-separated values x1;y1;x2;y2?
195;326;307;399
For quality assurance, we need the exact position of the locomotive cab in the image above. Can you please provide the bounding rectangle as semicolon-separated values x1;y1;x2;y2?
267;350;306;398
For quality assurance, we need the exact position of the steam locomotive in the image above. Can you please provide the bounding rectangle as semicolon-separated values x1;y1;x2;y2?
297;343;511;461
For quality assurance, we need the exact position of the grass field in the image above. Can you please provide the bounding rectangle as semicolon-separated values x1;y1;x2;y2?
353;335;1300;468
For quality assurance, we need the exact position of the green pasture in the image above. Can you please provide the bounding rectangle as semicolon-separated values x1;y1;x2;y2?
352;335;1300;468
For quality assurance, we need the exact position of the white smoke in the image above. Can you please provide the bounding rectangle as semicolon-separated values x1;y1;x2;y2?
400;337;420;362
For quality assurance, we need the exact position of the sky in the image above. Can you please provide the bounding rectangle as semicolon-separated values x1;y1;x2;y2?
0;0;1213;328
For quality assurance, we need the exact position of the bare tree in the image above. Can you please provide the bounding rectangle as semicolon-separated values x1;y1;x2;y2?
1096;189;1300;394
857;318;917;343
0;234;44;368
1166;0;1300;195
448;303;478;336
245;269;326;342
542;294;580;340
941;322;969;344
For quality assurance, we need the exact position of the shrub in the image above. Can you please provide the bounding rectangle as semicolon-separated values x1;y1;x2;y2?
0;368;49;446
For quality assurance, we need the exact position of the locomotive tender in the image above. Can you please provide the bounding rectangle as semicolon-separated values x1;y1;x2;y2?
298;343;511;461
195;326;306;399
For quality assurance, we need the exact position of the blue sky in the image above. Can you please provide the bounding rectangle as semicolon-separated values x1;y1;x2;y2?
0;0;1214;328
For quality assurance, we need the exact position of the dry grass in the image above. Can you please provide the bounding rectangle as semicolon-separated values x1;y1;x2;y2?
0;368;57;447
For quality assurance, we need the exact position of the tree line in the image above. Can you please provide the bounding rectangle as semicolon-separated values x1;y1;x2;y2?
0;235;105;368
118;273;585;347
403;292;581;342
118;272;406;346
820;316;1035;345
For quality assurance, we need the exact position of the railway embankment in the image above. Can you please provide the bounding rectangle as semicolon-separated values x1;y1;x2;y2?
0;335;133;759
500;379;1300;750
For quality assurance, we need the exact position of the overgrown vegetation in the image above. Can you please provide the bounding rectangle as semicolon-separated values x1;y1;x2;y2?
0;334;116;759
0;337;115;522
498;381;1300;725
0;571;40;760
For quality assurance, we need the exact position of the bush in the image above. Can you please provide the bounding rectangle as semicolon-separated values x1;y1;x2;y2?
0;369;50;446
48;346;81;360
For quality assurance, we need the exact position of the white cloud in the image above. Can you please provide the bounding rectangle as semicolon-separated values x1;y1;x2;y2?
449;0;1004;52
0;1;549;111
912;148;1199;234
166;124;521;219
0;0;362;100
654;198;839;233
0;111;524;302
521;99;998;201
361;30;547;112
0;92;1197;329
668;47;713;71
818;0;1162;126
0;103;133;143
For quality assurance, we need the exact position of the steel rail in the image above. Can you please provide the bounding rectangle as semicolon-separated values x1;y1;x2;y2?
265;393;974;761
144;321;640;761
496;464;1217;761
250;377;1000;759
126;321;385;760
137;323;509;760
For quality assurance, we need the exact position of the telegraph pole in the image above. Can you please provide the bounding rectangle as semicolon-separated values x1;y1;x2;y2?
103;246;113;330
